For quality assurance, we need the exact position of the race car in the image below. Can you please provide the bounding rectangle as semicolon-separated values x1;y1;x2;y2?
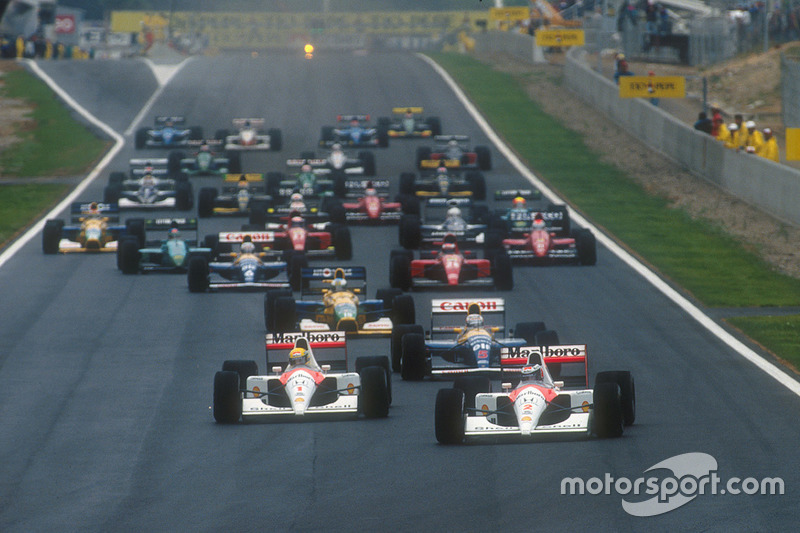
491;190;568;237
319;114;389;148
212;332;391;422
389;233;512;291
264;266;415;335
42;202;144;254
493;215;598;266
216;118;282;151
265;160;347;201
391;298;549;379
258;212;353;260
332;180;417;225
197;174;273;220
103;167;193;210
399;162;486;201
377;107;442;138
415;135;491;171
117;218;213;274
135;116;203;149
168;140;241;176
434;344;635;444
398;198;489;249
297;144;376;176
187;231;296;292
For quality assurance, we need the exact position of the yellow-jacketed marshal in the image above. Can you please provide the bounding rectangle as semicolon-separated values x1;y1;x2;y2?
619;76;686;98
535;29;585;47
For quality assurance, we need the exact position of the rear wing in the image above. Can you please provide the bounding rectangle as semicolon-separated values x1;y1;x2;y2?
500;344;589;388
286;158;328;167
337;114;370;122
217;231;275;244
185;139;223;147
145;217;198;231
495;189;543;201
223;173;263;183
425;197;473;208
345;178;390;195
300;266;367;295
70;202;119;221
392;107;423;114
155;116;185;125
129;158;169;168
430;298;506;336
420;159;461;169
265;331;348;372
232;118;265;127
434;134;469;143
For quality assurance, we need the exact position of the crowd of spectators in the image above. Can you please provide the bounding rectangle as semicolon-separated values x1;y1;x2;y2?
0;34;90;60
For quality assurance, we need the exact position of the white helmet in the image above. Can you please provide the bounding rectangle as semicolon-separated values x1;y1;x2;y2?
332;277;347;291
447;207;461;218
466;314;484;329
290;192;303;202
241;241;256;254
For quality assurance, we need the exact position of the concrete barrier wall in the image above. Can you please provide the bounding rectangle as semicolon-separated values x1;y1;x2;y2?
474;30;800;227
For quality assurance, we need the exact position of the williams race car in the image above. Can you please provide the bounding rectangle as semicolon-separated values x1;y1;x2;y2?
389;234;512;291
434;344;635;443
378;107;441;139
212;332;391;422
415;135;491;171
117;218;212;274
135;116;203;149
264;266;415;335
216;118;282;151
319;114;389;148
42;202;144;254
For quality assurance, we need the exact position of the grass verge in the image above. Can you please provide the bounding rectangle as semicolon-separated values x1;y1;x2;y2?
0;183;70;246
429;52;800;366
727;316;800;370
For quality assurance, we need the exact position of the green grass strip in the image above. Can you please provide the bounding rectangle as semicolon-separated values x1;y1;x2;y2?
0;183;70;246
727;315;800;370
0;68;109;177
429;52;800;308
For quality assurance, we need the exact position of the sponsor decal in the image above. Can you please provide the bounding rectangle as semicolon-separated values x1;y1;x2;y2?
433;298;503;312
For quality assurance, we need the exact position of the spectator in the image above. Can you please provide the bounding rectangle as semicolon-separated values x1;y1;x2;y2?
647;70;659;106
693;112;713;135
710;102;724;137
723;123;740;149
744;120;764;154
614;58;634;84
757;128;779;162
732;114;747;149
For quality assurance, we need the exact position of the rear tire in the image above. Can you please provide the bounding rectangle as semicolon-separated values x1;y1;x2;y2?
401;332;427;381
389;253;411;290
391;294;415;325
475;145;491;170
492;250;513;290
198;187;217;218
514;321;547;344
264;289;293;331
391;324;423;373
268;128;282;151
576;229;597;265
187;257;209;292
359;365;390;418
118;237;141;274
273;297;297;333
333;226;352;260
398;214;421;249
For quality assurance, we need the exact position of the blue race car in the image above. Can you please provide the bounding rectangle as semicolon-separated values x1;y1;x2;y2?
319;114;388;148
135;116;203;149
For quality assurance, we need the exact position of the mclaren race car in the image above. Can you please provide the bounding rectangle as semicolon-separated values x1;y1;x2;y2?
216;118;282;151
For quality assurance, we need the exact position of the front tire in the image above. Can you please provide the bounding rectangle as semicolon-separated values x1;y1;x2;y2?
213;370;242;424
435;388;465;444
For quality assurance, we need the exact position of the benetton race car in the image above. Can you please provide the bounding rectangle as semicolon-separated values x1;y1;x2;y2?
216;118;282;151
187;232;295;292
298;145;376;176
42;202;144;254
213;332;391;422
135;116;203;149
389;234;512;291
103;168;192;210
377;107;442;138
264;266;415;336
390;298;547;379
117;218;212;274
399;198;489;249
320;114;389;148
259;213;352;260
434;344;635;444
197;174;273;220
168;141;242;176
399;162;486;201
415;135;491;171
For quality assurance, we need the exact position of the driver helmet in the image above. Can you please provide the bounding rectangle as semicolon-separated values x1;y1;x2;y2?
168;227;180;239
200;143;210;152
365;187;377;197
301;163;312;173
350;118;359;127
447;207;461;219
290;192;303;203
436;165;448;175
512;196;526;209
290;216;305;228
532;212;547;230
289;346;309;366
238;175;249;188
465;313;484;329
89;201;99;213
243;120;251;128
521;364;543;381
448;139;458;148
331;143;342;151
241;241;256;254
331;277;347;291
441;239;457;254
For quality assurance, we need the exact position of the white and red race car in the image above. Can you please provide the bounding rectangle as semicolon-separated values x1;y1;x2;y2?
434;343;635;444
217;118;282;151
213;332;391;422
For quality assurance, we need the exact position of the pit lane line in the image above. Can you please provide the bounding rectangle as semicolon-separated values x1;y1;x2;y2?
417;52;800;397
0;58;186;270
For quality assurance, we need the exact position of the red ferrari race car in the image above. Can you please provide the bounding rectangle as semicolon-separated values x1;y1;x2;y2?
389;233;512;290
257;212;353;260
331;180;419;224
489;212;597;266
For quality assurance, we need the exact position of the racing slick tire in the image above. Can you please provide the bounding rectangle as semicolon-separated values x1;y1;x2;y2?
359;364;390;418
453;376;492;411
475;145;492;170
273;297;297;333
187;257;210;292
103;184;122;205
108;171;126;185
168;150;185;175
398;172;416;196
484;230;504;251
435;388;466;445
176;181;193;211
376;287;402;313
222;359;259;392
427;116;442;136
213;370;242;424
288;251;308;291
118;237;141;274
333;226;353;260
320;126;335;144
328;202;346;225
391;324;423;373
266;172;283;197
355;356;392;404
593;381;624;438
125;218;146;248
189;126;203;140
398;214;422;249
268;128;282;151
358;150;376;176
333;173;347;198
389;252;411;291
134;127;148;149
401;332;427;381
492;250;514;290
470;204;489;224
575;229;597;266
300;150;315;160
391;294;416;326
514;322;547;345
547;204;571;236
248;200;270;226
227;151;242;174
596;371;636;426
264;289;293;331
398;194;420;216
466;171;486;201
415;146;431;169
42;219;63;254
203;234;220;255
215;129;230;142
377;126;389;148
198;187;218;218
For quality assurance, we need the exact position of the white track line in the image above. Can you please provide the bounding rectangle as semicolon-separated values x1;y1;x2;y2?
125;58;191;136
418;53;800;397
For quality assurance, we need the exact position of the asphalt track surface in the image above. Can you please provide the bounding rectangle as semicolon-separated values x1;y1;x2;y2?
0;52;797;531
